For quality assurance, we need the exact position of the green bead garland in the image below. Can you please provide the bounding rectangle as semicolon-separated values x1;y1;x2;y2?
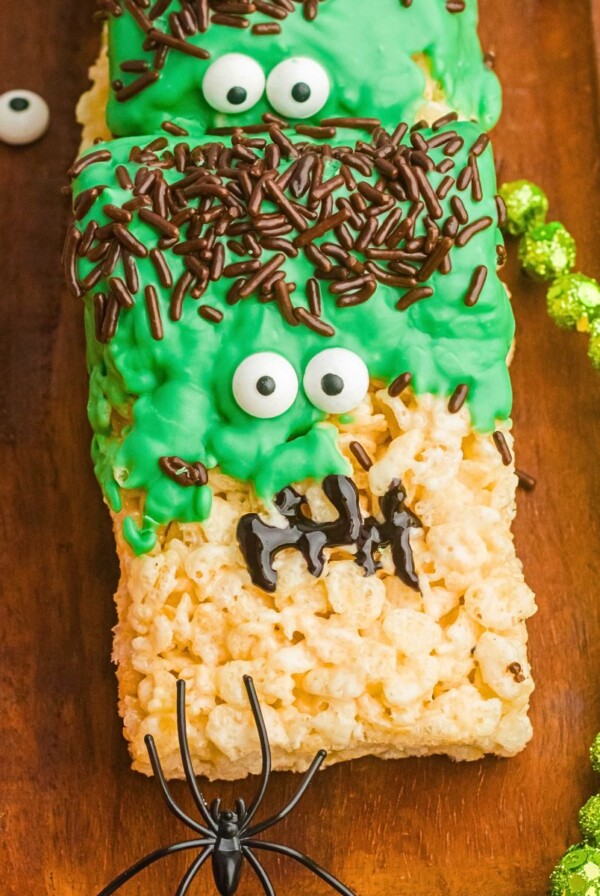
551;844;600;896
589;319;600;371
549;741;600;895
500;185;600;889
580;796;600;846
499;180;600;371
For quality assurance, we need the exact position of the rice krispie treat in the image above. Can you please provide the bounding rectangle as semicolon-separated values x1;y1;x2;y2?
65;0;534;781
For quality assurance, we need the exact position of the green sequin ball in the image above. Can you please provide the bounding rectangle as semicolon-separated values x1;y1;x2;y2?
591;734;600;773
519;221;576;281
580;796;600;846
551;844;600;896
547;274;600;330
499;180;549;236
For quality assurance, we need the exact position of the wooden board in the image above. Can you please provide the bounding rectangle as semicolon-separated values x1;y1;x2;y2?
1;2;600;893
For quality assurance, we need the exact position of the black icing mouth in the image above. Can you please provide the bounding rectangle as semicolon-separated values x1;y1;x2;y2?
237;475;421;593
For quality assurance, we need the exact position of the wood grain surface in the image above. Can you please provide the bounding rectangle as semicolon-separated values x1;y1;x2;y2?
1;2;600;894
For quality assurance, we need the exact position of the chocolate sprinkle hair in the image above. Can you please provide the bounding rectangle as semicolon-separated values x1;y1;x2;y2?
68;119;502;362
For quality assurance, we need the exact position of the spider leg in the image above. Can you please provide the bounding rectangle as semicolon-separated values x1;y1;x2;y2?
240;676;272;828
242;846;275;896
174;844;213;896
145;734;211;836
96;839;211;896
245;840;356;896
244;749;326;836
176;680;217;831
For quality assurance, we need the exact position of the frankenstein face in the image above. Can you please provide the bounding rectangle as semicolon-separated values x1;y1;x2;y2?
106;0;500;136
71;117;511;554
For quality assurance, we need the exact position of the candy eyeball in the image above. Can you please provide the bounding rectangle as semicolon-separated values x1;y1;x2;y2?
266;58;330;119
202;54;266;114
303;348;369;415
0;90;50;146
232;352;299;419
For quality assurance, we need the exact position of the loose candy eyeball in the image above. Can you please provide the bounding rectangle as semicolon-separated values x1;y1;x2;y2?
550;843;600;896
266;58;330;119
0;90;50;145
202;54;266;114
518;221;576;281
232;352;299;419
498;180;549;236
303;348;369;415
547;274;600;330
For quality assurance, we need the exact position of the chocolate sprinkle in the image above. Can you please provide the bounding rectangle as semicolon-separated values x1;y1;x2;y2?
507;661;526;683
69;121;496;348
448;383;469;413
349;441;373;471
294;306;335;337
252;22;281;34
516;469;537;491
162;120;190;137
198;304;224;323
396;285;433;310
159;455;208;486
456;215;494;247
388;371;412;397
464;264;487;306
144;284;164;339
492;430;513;466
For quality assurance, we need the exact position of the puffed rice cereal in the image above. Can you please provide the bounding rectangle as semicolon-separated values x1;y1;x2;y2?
110;386;536;781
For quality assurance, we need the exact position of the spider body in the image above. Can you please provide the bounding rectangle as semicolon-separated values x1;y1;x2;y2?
98;676;355;896
212;808;244;896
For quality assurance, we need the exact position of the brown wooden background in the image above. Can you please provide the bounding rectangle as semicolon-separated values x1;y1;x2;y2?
2;2;600;894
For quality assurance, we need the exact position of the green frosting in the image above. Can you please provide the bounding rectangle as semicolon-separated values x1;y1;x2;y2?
73;122;513;554
106;0;500;136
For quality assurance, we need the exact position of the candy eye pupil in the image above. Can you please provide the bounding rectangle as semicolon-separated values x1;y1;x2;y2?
9;97;29;112
227;86;248;106
291;82;311;103
257;375;276;396
321;373;344;396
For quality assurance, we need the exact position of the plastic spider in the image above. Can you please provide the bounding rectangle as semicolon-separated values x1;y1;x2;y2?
98;676;356;896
